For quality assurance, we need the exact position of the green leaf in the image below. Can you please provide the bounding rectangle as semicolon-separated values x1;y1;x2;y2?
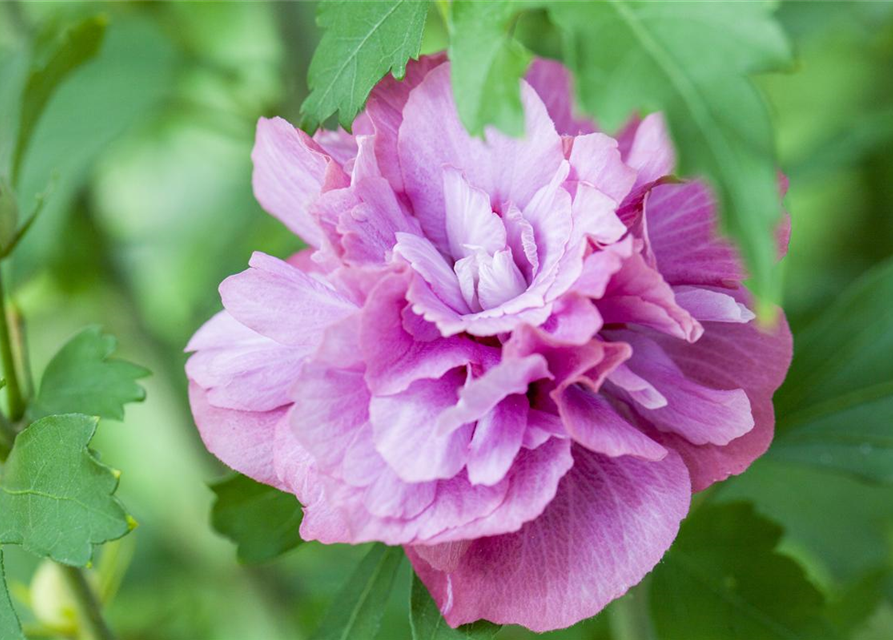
31;326;149;421
301;0;429;131
10;15;108;185
0;414;132;566
549;0;792;308
448;1;533;137
771;257;893;483
0;551;24;640
650;502;834;640
311;544;404;640
210;474;303;564
410;573;501;640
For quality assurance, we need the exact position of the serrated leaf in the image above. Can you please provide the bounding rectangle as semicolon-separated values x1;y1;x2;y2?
210;474;303;564
301;0;429;130
311;544;404;640
448;1;533;137
650;502;835;640
10;15;108;185
0;414;131;566
0;551;24;640
771;257;893;483
410;573;501;640
549;0;792;308
31;326;149;421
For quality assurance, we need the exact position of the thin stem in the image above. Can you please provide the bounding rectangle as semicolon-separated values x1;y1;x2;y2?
0;263;25;422
609;579;655;640
59;565;118;640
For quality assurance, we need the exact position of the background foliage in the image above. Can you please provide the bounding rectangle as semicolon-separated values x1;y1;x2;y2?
0;1;892;639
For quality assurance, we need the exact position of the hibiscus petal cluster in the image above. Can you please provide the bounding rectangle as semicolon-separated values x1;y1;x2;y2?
186;56;792;632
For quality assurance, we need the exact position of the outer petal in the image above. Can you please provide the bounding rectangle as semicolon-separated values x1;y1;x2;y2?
645;181;744;286
252;117;347;246
219;252;357;347
399;64;564;251
643;302;793;490
185;311;306;411
407;446;691;632
617;113;676;195
188;382;288;490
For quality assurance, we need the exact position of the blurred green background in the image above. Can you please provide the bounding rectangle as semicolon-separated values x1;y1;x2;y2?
1;2;892;639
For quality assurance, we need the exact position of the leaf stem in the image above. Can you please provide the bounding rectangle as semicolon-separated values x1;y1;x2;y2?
609;579;655;640
59;565;118;640
0;262;25;423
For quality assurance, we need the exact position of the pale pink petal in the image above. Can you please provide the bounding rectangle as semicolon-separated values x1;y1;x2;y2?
443;167;506;259
557;385;667;461
339;177;420;264
394;232;470;313
620;113;676;194
567;133;636;204
466;396;528;486
186;312;305;412
503;203;539;279
188;382;287;489
252;117;347;246
219;252;356;346
607;363;667;410
571;183;627;245
408;446;690;632
476;249;528;310
399;64;564;251
370;369;474;483
571;237;633;299
672;285;755;323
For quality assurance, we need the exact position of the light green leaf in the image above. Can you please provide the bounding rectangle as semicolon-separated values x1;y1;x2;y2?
210;474;303;564
311;544;404;640
771;257;893;483
31;326;149;421
448;1;533;137
0;414;132;566
549;0;792;308
650;502;834;640
301;0;429;131
410;573;501;640
0;550;24;640
10;15;107;185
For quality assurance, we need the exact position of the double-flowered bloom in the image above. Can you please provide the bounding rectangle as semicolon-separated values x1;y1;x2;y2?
186;56;792;631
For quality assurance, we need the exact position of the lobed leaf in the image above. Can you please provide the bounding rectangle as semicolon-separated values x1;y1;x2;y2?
772;257;893;483
0;551;24;640
410;573;501;640
650;502;835;640
31;326;149;421
301;0;429;131
210;474;303;564
0;414;132;567
311;543;404;640
549;0;792;309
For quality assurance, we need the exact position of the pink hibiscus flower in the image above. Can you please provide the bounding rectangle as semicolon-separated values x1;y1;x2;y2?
186;56;792;632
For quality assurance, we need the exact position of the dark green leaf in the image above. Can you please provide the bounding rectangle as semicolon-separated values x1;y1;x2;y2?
772;257;893;483
311;544;404;640
410;573;501;640
0;550;24;640
650;502;834;640
32;326;149;421
448;1;533;137
11;15;107;185
549;0;792;309
0;414;132;566
301;0;429;130
210;474;303;564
